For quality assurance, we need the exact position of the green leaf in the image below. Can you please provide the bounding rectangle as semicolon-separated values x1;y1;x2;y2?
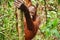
51;29;60;38
58;0;60;4
52;18;59;27
45;28;51;37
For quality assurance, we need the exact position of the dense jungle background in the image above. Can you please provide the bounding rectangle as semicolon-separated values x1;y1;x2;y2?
0;0;60;40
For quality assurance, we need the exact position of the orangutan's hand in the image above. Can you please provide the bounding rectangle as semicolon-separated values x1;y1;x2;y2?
14;0;23;8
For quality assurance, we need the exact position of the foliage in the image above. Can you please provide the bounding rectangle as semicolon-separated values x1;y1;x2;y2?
58;0;60;4
0;0;18;40
0;0;60;40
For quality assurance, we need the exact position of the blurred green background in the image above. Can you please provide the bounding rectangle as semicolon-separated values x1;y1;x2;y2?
0;0;60;40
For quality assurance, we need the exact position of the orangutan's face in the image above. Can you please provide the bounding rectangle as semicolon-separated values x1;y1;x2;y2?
28;6;36;18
